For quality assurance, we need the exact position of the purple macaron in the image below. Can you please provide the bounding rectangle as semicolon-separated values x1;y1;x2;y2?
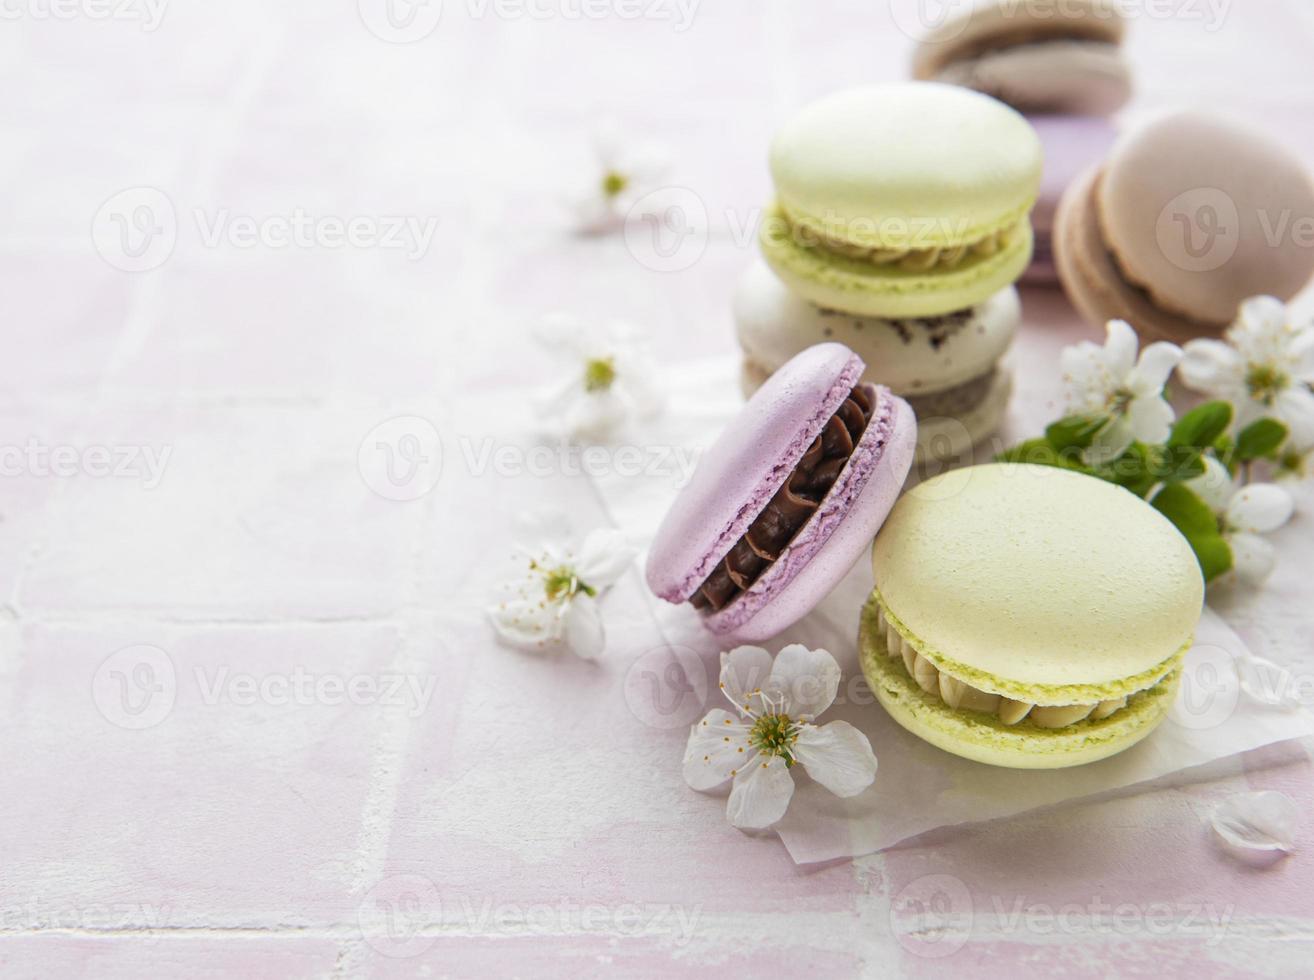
1024;115;1119;285
645;342;916;642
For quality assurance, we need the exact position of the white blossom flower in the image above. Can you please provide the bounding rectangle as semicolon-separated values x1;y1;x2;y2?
1060;319;1182;461
488;512;637;659
1187;456;1295;585
534;313;662;441
568;121;671;234
1179;296;1314;444
684;645;877;830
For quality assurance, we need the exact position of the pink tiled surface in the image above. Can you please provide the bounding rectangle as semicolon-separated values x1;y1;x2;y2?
2;1;1314;977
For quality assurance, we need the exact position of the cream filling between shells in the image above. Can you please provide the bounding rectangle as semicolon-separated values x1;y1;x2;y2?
776;208;1022;273
873;603;1136;728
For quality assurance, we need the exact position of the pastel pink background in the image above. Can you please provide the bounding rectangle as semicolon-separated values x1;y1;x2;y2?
2;1;1313;977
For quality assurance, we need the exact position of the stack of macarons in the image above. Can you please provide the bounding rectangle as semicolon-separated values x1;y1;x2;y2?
739;83;1042;461
1055;110;1314;343
913;0;1132;283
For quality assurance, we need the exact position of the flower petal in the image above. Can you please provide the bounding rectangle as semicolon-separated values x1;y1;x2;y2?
683;709;753;791
719;646;774;716
1212;790;1298;854
488;594;564;650
793;721;877;798
1084;414;1134;464
575;529;639;590
726;755;795;829
1238;295;1288;338
1060;340;1114;414
563;594;605;659
1103;319;1139;378
1179;340;1242;394
1186;456;1235;513
1128;341;1183;395
1230;532;1276;585
1125;393;1175;445
1274;388;1314;446
1228;484;1294;534
765;644;840;721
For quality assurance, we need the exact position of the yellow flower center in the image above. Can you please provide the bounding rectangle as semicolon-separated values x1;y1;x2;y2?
749;713;800;767
1245;363;1290;405
583;356;617;393
602;171;628;199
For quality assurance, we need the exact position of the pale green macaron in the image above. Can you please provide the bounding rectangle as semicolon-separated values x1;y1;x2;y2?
860;463;1204;769
761;83;1042;318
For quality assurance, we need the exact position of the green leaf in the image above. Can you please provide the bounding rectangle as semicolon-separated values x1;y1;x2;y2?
1151;483;1234;582
1096;442;1154;497
1234;418;1288;462
1149;444;1206;484
996;439;1092;473
1045;414;1108;451
1167;401;1233;450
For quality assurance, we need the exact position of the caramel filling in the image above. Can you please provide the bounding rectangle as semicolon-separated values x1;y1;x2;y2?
691;385;875;613
874;603;1141;728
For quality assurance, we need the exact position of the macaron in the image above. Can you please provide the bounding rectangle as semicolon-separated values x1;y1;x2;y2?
860;463;1204;769
647;343;916;642
1055;110;1314;343
913;0;1132;116
759;83;1042;319
734;260;1018;460
1024;115;1118;284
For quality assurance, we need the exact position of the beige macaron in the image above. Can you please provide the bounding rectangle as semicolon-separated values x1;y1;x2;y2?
1055;111;1314;343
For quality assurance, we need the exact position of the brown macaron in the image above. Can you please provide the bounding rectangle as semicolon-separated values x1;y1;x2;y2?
912;0;1131;116
1055;111;1314;343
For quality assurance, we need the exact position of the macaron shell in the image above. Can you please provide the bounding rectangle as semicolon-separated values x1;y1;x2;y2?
1099;111;1314;326
769;84;1042;251
913;0;1127;81
934;40;1132;116
860;598;1180;770
709;392;917;641
871;464;1203;695
645;343;862;603
760;203;1034;318
733;260;1019;396
1055;164;1224;343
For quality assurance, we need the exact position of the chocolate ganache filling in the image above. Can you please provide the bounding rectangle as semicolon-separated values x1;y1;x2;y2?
690;384;876;613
